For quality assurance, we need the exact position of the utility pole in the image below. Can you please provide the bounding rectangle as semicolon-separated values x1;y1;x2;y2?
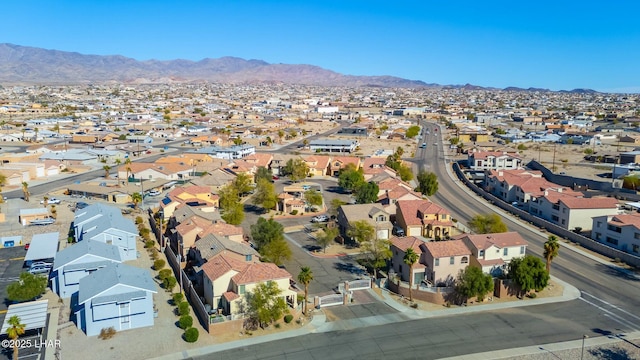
552;143;557;172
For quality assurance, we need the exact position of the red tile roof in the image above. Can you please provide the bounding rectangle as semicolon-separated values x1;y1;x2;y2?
232;262;292;285
424;240;470;258
390;236;425;253
461;232;528;250
609;213;640;229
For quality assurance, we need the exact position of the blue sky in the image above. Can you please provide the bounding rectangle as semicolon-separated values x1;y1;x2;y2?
2;1;639;92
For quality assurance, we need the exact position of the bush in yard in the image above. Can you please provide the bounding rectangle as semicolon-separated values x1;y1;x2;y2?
179;315;193;329
184;327;199;343
158;269;172;281
179;301;190;316
172;293;184;305
290;210;298;215
153;259;166;270
144;240;155;249
98;327;116;340
135;216;144;225
163;276;177;292
284;314;293;324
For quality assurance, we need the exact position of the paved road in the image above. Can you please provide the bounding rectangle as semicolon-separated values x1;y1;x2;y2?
198;120;640;360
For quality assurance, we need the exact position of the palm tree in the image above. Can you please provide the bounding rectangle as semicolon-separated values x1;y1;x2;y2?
42;196;49;208
21;182;29;202
103;165;111;179
403;248;419;302
124;158;132;182
7;315;25;360
114;158;122;167
297;267;314;316
131;192;142;209
33;127;39;142
543;235;560;274
277;130;285;144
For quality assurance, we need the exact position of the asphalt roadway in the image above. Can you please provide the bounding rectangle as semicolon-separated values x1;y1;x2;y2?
197;121;640;360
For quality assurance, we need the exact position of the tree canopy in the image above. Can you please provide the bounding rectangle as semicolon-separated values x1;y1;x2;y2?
7;272;47;302
297;267;313;315
543;235;560;274
347;220;375;244
254;166;273;184
246;281;288;329
508;255;549;295
304;189;323;209
468;214;508;234
250;217;291;265
355;181;379;204
406;125;421;138
283;158;308;182
219;183;245;225
456;266;494;302
233;173;253;196
316;226;339;253
416;171;439;196
338;164;364;192
252;178;278;211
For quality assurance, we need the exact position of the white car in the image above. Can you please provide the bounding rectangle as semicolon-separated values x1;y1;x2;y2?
311;215;330;223
41;197;61;204
148;190;161;196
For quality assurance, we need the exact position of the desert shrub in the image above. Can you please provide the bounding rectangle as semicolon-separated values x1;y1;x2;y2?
153;259;166;270
150;248;159;260
179;301;190;316
527;293;538;299
179;315;193;329
172;293;184;305
184;327;199;343
274;323;281;329
158;269;172;281
163;276;177;292
284;314;293;324
144;240;155;249
98;327;116;340
290;210;298;215
139;227;150;237
135;216;144;224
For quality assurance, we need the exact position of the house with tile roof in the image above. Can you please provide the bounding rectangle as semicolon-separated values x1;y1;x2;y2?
243;152;274;169
389;236;429;286
337;203;393;240
51;240;123;299
377;185;423;217
328;156;361;177
362;157;397;181
74;263;157;336
592;213;640;254
468;151;522;171
531;190;619;231
187;233;258;277
458;232;528;276
201;254;297;316
396;200;454;240
484;169;546;204
422;239;471;286
303;155;331;177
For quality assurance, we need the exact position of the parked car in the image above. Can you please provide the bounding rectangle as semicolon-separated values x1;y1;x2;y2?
28;266;51;275
148;189;161;196
311;215;330;223
30;261;53;269
392;225;405;237
29;218;55;226
420;143;426;148
272;175;280;180
302;185;311;191
75;202;89;210
40;197;61;204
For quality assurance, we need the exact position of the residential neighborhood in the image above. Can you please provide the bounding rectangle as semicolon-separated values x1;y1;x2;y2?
0;83;637;360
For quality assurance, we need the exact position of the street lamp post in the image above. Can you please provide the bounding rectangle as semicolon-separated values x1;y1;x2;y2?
581;334;589;360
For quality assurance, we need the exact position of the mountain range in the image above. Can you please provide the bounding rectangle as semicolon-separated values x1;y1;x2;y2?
0;43;595;92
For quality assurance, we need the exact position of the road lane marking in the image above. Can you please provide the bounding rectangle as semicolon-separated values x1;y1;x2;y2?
10;257;24;261
578;297;639;331
581;292;640;323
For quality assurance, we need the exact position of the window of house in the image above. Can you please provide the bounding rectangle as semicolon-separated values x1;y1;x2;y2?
479;250;485;257
597;221;602;228
595;232;601;240
106;240;113;245
377;215;385;222
461;256;469;264
561;219;565;225
239;285;245;295
503;248;509;256
245;255;252;261
633;244;639;254
606;237;619;245
520;246;525;254
552;215;559;221
449;256;454;265
634;233;640;240
435;258;439;266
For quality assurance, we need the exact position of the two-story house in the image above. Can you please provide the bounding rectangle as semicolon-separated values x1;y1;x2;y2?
592;213;640;254
422;240;471;286
396;200;453;240
74;204;138;261
458;232;528;276
337;203;393;240
468;151;522;171
389;236;428;286
531;191;619;231
304;155;331;177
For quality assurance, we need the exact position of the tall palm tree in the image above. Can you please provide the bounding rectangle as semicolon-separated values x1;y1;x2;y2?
103;165;111;179
543;235;560;274
21;182;29;202
403;248;419;302
7;315;25;360
124;158;132;181
42;196;49;208
297;267;314;316
114;158;122;167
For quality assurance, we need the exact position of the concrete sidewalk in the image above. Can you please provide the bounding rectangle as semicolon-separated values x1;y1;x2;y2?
152;276;582;360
